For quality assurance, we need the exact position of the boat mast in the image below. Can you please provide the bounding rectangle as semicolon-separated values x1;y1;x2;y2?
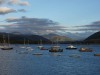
8;33;10;46
3;35;6;46
24;38;25;46
40;39;42;46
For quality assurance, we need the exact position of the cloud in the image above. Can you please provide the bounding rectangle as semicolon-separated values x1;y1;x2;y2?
8;0;19;5
0;0;6;5
68;21;100;32
18;1;29;6
0;0;30;6
18;9;26;12
0;16;67;34
0;7;16;15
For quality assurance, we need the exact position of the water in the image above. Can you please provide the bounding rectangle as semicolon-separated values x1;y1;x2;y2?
0;44;100;75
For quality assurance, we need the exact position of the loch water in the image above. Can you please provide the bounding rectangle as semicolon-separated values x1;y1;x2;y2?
0;44;100;75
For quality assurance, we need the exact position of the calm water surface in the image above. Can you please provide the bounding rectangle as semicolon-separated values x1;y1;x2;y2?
0;44;100;75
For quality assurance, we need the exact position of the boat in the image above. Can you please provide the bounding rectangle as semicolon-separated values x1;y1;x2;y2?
94;54;100;56
40;47;48;50
20;38;26;48
49;46;63;52
1;34;13;50
49;38;63;52
26;40;34;50
79;47;93;52
66;45;77;49
37;40;43;49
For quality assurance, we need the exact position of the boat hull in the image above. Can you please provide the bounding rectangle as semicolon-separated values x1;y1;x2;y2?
79;50;92;52
66;48;77;49
1;47;13;50
94;54;100;56
49;49;63;52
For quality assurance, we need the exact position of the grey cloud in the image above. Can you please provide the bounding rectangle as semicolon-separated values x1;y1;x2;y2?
6;16;58;26
18;1;29;6
71;21;100;32
1;16;66;34
0;0;6;5
18;9;26;12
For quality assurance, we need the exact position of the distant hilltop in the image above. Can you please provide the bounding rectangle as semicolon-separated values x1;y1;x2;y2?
42;33;74;42
84;31;100;43
0;32;51;44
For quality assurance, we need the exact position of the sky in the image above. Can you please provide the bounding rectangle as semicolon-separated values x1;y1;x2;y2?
0;0;100;36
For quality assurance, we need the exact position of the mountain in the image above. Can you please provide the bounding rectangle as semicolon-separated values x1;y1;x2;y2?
42;33;74;42
63;32;94;41
0;32;51;44
84;31;100;43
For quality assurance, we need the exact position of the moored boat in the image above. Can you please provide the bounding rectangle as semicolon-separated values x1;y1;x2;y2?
79;47;93;52
1;46;13;50
94;54;100;56
66;45;77;49
40;47;48;50
49;46;63;52
1;34;13;50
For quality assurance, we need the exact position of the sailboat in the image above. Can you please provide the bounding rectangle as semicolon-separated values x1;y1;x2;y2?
37;39;43;49
26;40;34;50
20;38;26;48
1;34;13;50
49;38;63;52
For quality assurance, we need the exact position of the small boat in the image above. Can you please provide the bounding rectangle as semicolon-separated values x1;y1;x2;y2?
79;47;93;52
1;34;13;50
1;46;13;50
66;45;77;49
49;46;63;52
49;38;63;52
26;40;34;50
40;47;48;50
37;40;44;49
94;54;100;56
20;38;26;48
37;45;43;49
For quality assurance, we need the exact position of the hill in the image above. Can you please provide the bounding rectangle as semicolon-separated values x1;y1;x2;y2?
42;33;74;42
84;31;100;43
0;32;51;44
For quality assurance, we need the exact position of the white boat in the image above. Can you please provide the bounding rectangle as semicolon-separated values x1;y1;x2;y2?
1;34;13;50
66;45;77;49
37;40;43;49
20;38;26;48
26;40;34;50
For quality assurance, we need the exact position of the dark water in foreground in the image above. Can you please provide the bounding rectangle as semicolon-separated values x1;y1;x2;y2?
0;44;100;75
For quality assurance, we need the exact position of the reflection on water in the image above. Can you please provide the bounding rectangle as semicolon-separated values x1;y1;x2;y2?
0;44;100;75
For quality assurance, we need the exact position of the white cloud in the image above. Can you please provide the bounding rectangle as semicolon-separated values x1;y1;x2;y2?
0;7;16;15
0;0;30;6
